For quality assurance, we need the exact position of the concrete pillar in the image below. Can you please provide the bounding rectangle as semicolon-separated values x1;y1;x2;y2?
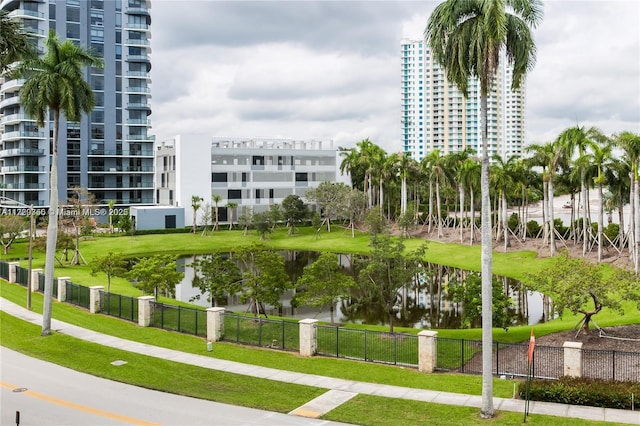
418;330;438;373
8;262;19;283
56;277;70;302
30;268;42;293
206;307;225;342
138;296;155;327
299;319;318;357
563;341;583;377
89;286;104;314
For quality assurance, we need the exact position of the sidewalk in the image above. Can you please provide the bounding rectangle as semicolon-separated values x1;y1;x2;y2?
2;297;639;425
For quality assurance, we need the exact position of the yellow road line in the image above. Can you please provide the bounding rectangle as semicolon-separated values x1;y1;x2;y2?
2;381;161;425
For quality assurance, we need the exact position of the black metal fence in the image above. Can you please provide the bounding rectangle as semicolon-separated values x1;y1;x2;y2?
317;325;419;367
436;338;564;379
100;291;138;323
15;266;28;287
0;261;9;281
583;348;640;382
65;281;90;308
150;302;207;337
222;313;300;351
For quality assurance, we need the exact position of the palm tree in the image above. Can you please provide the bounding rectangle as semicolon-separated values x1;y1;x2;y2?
588;138;613;261
423;149;447;238
616;131;640;271
212;194;222;231
459;157;481;244
191;195;203;234
16;30;102;336
0;10;34;74
427;0;542;417
226;201;238;230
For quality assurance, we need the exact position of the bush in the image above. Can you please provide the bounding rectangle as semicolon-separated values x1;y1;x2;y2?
520;377;640;410
508;213;519;232
526;220;540;238
603;223;620;247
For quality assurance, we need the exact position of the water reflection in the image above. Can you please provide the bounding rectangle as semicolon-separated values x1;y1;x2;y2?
175;251;547;328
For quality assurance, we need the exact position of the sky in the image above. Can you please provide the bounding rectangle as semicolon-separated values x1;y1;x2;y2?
149;0;640;154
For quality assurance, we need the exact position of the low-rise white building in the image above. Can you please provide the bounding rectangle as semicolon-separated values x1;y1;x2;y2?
156;135;340;227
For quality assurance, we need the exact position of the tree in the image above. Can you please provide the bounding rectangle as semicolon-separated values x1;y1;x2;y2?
236;243;292;317
237;206;253;235
281;194;308;235
127;255;183;299
252;211;273;240
305;182;350;233
107;200;116;233
191;254;242;307
0;215;27;254
0;10;34;74
65;186;97;265
356;235;427;333
16;30;103;336
90;252;127;293
293;252;355;323
212;194;222;231
525;251;632;333
199;202;212;235
427;0;542;417
191;195;203;234
226;201;238;230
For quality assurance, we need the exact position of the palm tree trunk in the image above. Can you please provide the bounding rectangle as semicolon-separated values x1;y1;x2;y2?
459;183;465;244
470;188;475;245
548;177;556;255
635;176;639;274
502;192;509;251
597;183;604;262
480;92;493;417
582;180;588;256
428;181;434;233
42;110;60;336
541;178;548;245
436;181;443;238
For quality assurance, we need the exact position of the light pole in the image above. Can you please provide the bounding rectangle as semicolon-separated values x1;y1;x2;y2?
27;205;35;310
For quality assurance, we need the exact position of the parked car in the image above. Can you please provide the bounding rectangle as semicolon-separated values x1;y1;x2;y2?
562;201;573;209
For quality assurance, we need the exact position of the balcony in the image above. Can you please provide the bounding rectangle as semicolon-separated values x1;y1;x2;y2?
1;114;35;125
1;131;45;142
124;38;150;47
88;149;154;157
0;182;45;190
1;165;45;173
0;96;21;109
126;102;151;110
0;148;45;157
125;86;150;94
9;9;45;20
124;22;149;31
88;166;153;173
126;118;151;126
125;70;150;78
126;134;155;141
125;4;151;15
1;78;25;93
126;54;150;63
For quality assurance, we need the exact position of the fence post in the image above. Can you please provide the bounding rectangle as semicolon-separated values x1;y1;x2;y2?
138;296;155;327
418;330;438;373
206;307;225;342
299;318;318;357
30;269;42;292
56;277;70;302
563;341;583;377
8;262;19;283
89;286;104;314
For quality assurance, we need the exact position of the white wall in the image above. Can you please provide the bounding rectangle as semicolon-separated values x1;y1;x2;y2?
174;134;213;227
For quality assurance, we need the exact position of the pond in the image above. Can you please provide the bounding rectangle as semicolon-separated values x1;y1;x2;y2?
174;251;550;329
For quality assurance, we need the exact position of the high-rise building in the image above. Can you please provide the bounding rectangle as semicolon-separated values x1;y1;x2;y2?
0;0;154;207
401;38;525;162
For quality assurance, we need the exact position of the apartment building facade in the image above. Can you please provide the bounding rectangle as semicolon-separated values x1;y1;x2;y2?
0;0;154;207
401;38;525;162
156;135;339;227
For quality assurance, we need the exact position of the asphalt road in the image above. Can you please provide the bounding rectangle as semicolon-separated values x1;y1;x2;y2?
0;347;349;426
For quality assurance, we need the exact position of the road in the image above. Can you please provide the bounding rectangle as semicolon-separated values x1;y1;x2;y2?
0;347;349;426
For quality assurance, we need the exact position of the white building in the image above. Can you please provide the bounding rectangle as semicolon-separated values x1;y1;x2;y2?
400;38;526;162
156;135;339;227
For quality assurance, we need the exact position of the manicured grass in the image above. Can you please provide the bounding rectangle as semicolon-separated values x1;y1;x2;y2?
0;281;517;398
321;394;611;425
0;311;323;412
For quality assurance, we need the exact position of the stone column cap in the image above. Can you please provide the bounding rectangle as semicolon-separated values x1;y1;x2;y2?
299;318;319;325
563;341;583;349
207;307;225;313
138;295;155;301
418;330;438;337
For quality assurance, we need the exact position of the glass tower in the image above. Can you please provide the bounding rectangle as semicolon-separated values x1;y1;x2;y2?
0;0;154;207
400;38;525;162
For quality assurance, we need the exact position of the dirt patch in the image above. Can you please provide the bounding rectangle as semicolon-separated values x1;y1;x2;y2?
535;324;640;353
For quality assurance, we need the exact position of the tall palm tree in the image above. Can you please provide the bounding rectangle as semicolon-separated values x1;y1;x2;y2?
427;0;542;417
212;194;222;231
423;149;446;238
616;131;640;271
0;10;35;74
191;195;203;234
226;201;238;230
459;157;481;244
16;30;102;336
588;139;613;261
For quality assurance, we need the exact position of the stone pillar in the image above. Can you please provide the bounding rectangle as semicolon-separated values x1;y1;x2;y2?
56;277;70;302
30;268;42;293
138;296;155;327
418;330;438;373
206;307;225;342
563;341;583;377
8;262;19;283
89;286;104;314
299;319;318;357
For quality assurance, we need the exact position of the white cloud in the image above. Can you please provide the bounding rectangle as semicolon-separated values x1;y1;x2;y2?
150;0;640;153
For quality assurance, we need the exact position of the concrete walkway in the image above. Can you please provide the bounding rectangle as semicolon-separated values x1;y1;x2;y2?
2;297;639;425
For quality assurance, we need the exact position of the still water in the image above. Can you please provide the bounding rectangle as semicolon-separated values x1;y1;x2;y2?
175;251;548;328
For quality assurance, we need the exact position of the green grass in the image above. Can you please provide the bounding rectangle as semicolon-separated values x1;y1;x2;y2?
1;312;611;425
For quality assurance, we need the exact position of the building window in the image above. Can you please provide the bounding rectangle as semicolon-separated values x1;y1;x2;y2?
212;172;227;183
295;173;308;182
228;189;241;200
252;156;264;166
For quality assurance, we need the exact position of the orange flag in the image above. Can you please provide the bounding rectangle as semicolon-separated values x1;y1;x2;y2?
527;328;535;366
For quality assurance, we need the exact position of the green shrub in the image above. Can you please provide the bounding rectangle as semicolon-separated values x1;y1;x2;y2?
526;220;540;238
603;223;620;247
508;213;519;232
520;377;640;410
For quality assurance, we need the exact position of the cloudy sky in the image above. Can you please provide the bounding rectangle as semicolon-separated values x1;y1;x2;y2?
149;1;640;154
